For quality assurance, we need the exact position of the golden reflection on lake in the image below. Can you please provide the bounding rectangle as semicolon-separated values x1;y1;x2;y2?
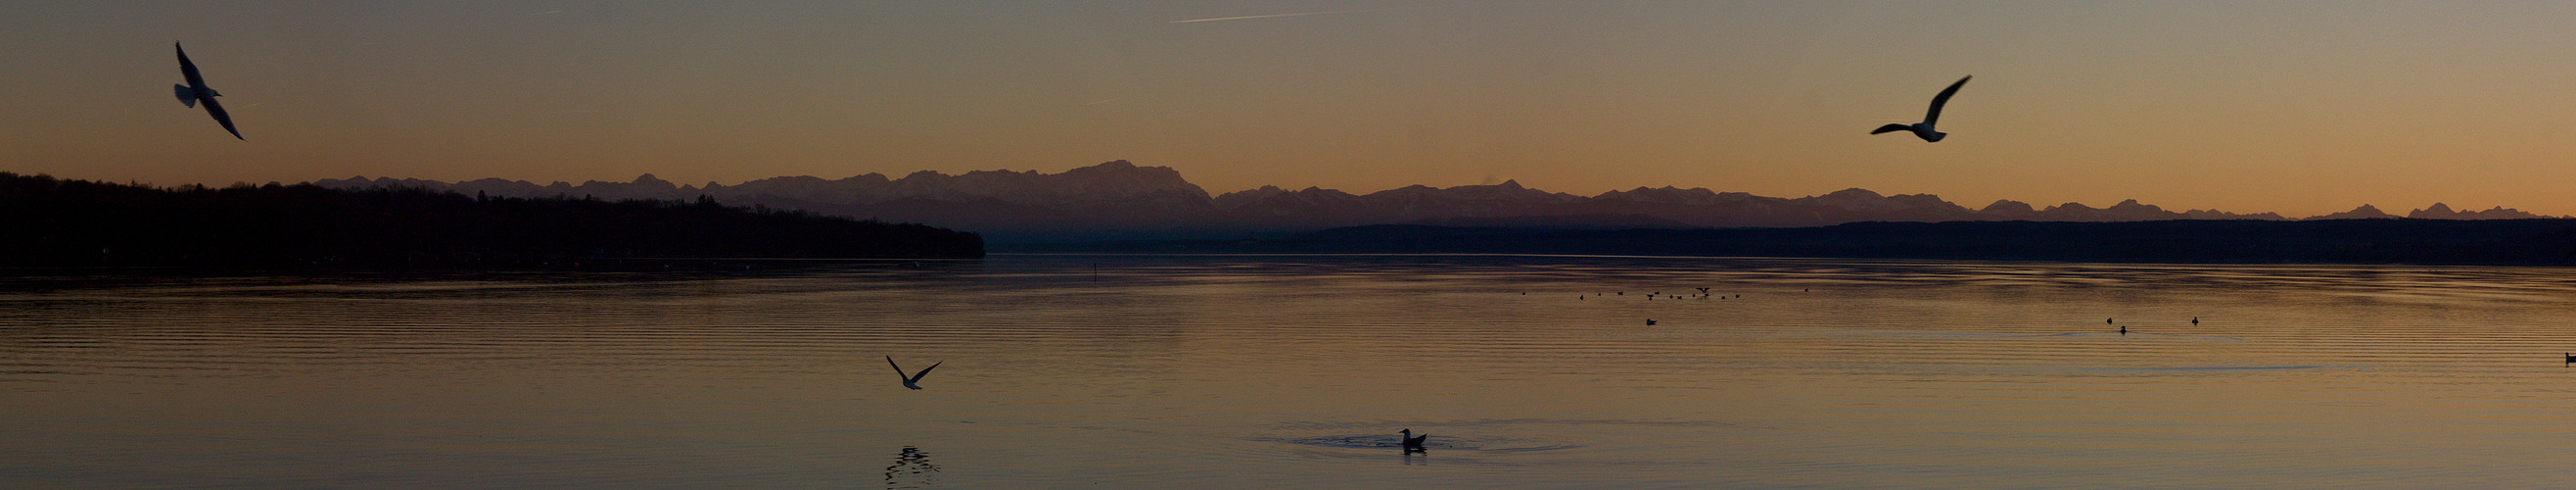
5;256;2576;487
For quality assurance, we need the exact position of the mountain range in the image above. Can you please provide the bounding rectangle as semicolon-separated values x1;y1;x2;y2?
310;160;2558;242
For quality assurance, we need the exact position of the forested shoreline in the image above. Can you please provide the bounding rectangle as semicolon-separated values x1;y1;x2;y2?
0;172;983;270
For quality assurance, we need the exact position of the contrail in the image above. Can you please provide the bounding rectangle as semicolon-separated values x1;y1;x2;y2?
1168;9;1391;24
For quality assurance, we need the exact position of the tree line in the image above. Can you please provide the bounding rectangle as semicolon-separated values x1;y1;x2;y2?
0;172;983;269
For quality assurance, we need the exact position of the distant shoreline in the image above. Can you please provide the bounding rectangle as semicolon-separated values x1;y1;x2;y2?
0;172;984;270
1000;220;2576;267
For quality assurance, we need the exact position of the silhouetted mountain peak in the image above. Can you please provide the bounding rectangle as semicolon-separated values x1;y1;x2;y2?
2310;204;2398;220
1982;200;2037;215
2406;202;2553;220
632;173;676;189
1793;188;1971;216
1229;185;1364;218
2181;208;2289;220
1795;188;1881;211
1212;184;1291;209
1820;188;1884;200
1888;193;1968;211
1594;186;1740;206
1421;179;1579;202
2107;199;2158;212
2472;206;2548;219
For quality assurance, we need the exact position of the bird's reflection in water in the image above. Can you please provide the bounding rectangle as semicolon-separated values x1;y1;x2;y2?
885;446;939;488
1402;447;1429;466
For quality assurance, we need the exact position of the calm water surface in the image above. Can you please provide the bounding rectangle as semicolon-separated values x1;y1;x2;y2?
7;255;2576;487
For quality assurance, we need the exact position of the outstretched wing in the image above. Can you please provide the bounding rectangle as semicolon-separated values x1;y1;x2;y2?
909;362;941;383
1923;75;1970;125
176;42;206;89
1869;123;1913;134
887;356;909;377
200;96;243;139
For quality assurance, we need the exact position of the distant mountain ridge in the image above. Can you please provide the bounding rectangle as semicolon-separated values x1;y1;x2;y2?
1024;220;2576;266
310;160;2559;242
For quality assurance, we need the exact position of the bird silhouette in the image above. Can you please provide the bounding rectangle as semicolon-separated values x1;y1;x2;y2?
1870;75;1970;142
172;42;242;139
1399;428;1428;450
886;356;941;390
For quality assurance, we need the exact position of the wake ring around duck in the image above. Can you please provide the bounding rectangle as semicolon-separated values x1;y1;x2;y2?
1266;433;1584;454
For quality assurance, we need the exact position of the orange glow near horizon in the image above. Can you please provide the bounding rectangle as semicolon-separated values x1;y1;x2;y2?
6;2;2575;218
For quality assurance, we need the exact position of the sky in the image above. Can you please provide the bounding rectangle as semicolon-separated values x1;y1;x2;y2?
6;1;2576;217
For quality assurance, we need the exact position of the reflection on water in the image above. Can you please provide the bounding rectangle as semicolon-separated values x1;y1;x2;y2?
885;446;937;489
4;255;2576;487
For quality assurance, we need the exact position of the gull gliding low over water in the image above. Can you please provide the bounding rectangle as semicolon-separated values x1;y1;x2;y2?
1870;75;1970;142
887;356;940;390
172;42;242;140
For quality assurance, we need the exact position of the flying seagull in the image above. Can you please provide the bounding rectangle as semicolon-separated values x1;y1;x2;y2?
886;356;940;390
172;42;242;139
1870;75;1970;142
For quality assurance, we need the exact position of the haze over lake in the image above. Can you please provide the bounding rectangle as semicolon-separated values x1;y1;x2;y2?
7;255;2575;487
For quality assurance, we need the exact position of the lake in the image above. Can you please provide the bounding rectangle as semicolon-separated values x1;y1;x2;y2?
6;255;2576;487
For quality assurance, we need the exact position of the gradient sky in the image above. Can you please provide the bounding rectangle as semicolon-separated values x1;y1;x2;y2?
6;1;2576;217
